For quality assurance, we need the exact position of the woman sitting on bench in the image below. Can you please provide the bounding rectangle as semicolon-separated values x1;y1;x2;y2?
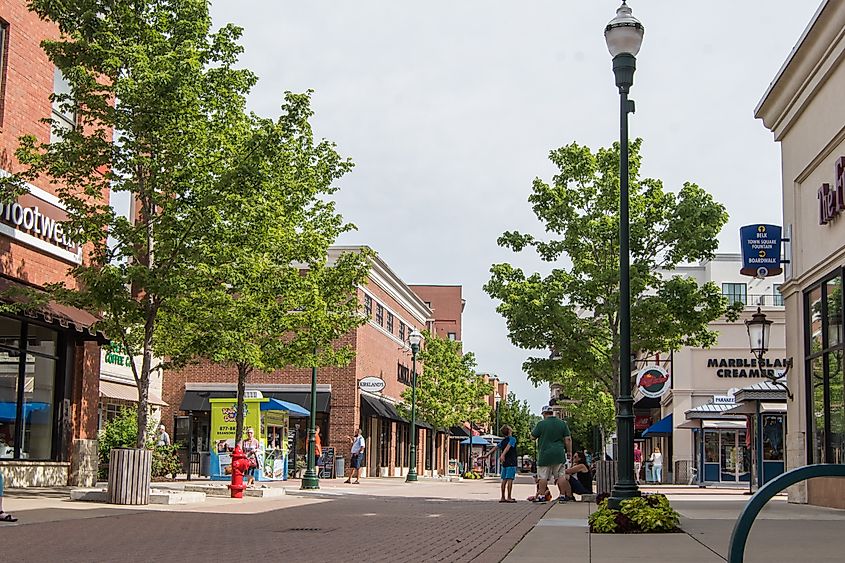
565;451;593;496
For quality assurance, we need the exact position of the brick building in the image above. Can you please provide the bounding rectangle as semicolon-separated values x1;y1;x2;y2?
163;247;472;478
0;1;106;487
408;285;464;342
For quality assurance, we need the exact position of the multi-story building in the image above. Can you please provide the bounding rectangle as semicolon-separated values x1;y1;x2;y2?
163;247;472;478
408;285;464;342
635;254;785;486
756;0;845;508
0;1;106;487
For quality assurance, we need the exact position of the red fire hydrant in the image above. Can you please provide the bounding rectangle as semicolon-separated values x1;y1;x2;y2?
229;444;251;499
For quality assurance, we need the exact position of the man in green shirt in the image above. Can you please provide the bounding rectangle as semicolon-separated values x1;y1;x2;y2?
531;405;574;503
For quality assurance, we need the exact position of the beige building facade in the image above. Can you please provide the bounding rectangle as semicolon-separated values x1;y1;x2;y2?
756;0;845;508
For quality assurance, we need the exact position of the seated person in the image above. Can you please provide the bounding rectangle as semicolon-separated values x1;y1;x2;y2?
565;451;593;496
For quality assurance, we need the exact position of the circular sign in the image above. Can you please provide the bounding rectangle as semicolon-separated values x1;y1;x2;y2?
756;266;769;278
636;365;671;399
358;376;386;393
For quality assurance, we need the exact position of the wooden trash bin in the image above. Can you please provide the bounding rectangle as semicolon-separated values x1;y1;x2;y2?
107;448;152;505
596;460;617;495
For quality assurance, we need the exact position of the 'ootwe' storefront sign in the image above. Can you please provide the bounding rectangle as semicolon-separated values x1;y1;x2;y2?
0;180;81;263
740;224;782;277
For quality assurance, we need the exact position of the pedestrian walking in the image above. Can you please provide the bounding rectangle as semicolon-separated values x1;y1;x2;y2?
314;426;322;470
530;405;574;504
344;428;365;484
156;424;171;447
634;443;643;484
650;446;664;483
484;425;518;503
0;470;17;522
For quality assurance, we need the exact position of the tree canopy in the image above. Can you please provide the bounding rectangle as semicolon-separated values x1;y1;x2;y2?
484;139;740;399
398;331;492;431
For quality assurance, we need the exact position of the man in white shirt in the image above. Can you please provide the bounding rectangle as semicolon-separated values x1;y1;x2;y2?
345;428;365;484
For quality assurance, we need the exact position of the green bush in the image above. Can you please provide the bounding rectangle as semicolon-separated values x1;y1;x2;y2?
151;444;182;479
97;407;143;479
588;494;681;534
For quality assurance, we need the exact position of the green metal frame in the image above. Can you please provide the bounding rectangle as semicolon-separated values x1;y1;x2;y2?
727;463;845;563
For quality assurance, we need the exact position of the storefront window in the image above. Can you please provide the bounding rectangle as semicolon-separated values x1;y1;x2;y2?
704;430;719;463
762;415;785;461
0;319;61;460
805;272;845;465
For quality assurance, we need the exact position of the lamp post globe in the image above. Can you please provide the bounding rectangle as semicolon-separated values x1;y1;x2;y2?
606;0;644;510
406;329;423;482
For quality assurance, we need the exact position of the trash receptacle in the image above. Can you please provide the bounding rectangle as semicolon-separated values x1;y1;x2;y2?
199;452;211;476
335;456;345;479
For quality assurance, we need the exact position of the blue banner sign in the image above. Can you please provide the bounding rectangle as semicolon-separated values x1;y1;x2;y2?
740;224;782;277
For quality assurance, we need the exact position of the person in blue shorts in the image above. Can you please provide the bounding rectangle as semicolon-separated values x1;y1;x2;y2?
0;470;17;522
485;425;518;503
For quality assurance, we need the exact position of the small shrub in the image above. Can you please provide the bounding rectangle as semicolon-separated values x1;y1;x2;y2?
97;407;143;479
151;444;182;479
588;493;680;534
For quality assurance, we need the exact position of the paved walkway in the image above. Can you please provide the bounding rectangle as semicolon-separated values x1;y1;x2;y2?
504;486;845;562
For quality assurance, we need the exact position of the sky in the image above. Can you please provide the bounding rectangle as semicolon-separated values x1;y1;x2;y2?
206;1;820;412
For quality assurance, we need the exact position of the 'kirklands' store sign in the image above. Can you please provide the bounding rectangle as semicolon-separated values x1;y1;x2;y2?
0;190;81;263
707;357;789;378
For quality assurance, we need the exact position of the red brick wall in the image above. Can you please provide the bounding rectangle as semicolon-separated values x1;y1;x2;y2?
408;285;462;341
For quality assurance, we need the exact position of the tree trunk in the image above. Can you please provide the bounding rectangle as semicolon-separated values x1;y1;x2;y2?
136;312;156;449
235;363;252;446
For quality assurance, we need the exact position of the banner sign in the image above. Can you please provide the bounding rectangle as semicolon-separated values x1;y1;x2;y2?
740;224;782;277
636;365;671;399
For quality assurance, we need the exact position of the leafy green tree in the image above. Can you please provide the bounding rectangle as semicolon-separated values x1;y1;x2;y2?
158;96;372;443
398;332;492;467
496;392;540;459
484;139;740;400
0;0;260;447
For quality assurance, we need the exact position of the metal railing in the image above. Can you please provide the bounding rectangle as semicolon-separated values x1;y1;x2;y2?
724;293;784;308
727;463;845;563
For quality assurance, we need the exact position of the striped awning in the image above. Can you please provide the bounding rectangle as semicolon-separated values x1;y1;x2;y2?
100;379;167;406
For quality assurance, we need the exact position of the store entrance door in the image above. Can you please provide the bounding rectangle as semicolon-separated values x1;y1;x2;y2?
719;429;750;482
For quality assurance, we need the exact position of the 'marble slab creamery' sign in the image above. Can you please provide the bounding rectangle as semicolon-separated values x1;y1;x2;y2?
0;190;81;264
707;357;788;378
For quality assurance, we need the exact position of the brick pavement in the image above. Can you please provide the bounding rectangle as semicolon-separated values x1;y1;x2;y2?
0;493;550;563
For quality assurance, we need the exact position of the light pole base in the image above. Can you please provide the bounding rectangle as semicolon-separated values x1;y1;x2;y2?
607;482;640;510
300;470;320;490
406;470;418;482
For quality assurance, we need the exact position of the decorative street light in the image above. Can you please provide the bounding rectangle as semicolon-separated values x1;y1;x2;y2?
745;307;773;365
605;0;644;510
301;350;320;490
406;329;423;482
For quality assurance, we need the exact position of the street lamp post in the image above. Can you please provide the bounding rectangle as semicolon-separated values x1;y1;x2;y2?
605;0;644;510
301;353;320;490
406;329;423;482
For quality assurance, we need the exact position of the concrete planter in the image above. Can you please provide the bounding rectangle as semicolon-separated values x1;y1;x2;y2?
107;448;152;505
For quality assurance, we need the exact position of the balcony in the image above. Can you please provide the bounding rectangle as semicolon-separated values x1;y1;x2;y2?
722;293;784;308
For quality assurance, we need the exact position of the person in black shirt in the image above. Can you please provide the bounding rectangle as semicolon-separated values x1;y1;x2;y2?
564;451;593;497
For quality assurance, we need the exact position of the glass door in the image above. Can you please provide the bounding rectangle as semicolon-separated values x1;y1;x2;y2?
720;431;738;481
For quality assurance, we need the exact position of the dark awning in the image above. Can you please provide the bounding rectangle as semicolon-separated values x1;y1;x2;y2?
0;276;107;342
450;425;470;437
179;390;330;415
360;394;433;429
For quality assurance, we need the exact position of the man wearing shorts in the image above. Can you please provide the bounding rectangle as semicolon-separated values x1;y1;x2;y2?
531;405;573;503
485;425;517;502
345;428;365;484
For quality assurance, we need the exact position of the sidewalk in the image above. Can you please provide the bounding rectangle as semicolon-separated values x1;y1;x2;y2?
503;488;845;562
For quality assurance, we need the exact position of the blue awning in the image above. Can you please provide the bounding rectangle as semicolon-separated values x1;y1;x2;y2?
460;436;493;446
260;398;309;417
0;402;50;422
642;414;673;437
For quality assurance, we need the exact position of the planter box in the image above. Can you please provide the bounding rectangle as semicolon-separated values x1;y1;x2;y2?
107;448;152;505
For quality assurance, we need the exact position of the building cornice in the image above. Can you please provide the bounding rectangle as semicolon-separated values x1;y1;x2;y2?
755;0;845;140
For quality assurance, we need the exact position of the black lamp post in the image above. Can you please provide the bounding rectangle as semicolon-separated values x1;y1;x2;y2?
406;329;423;482
301;353;320;490
605;0;644;510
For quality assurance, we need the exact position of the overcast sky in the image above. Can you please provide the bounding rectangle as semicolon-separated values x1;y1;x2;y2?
207;1;818;412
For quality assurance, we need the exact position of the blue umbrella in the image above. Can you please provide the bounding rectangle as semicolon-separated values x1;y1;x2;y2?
260;398;309;417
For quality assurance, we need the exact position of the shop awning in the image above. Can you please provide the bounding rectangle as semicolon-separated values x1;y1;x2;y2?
179;390;330;414
359;393;434;429
260;398;309;416
642;414;673;437
723;402;787;415
450;425;470;437
0;401;49;422
0;276;108;343
100;379;167;406
461;436;493;446
702;420;747;429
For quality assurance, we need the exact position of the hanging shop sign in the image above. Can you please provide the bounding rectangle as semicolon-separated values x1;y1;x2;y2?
634;416;653;430
0;182;82;264
358;376;386;394
739;224;782;277
636;365;671;399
